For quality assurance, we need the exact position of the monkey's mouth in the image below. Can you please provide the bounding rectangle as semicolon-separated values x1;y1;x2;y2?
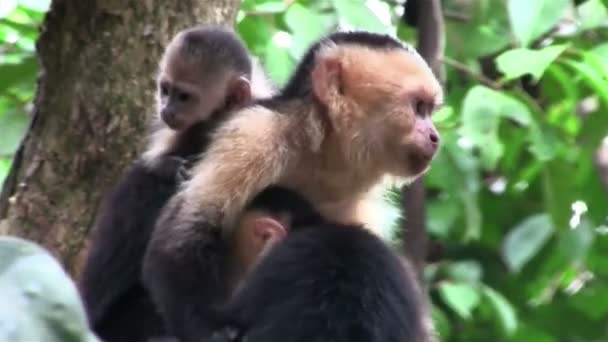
162;112;186;130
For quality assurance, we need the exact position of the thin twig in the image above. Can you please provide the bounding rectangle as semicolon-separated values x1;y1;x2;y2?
439;56;503;89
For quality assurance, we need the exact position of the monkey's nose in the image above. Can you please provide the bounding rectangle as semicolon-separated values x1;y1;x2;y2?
429;132;439;145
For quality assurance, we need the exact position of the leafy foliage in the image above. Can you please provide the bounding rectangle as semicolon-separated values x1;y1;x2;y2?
0;236;98;342
1;0;607;340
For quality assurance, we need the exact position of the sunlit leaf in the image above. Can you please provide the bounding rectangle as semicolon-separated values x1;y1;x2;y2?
507;0;570;47
0;0;18;18
561;57;608;106
284;4;327;59
251;0;288;13
264;40;294;85
237;15;273;56
576;0;608;31
0;158;10;187
502;214;555;272
332;0;389;33
18;0;51;12
496;45;568;82
590;42;608;73
438;282;480;320
481;285;518;335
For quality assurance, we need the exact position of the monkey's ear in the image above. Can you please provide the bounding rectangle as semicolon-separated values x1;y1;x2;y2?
250;217;287;243
229;76;253;107
311;54;342;106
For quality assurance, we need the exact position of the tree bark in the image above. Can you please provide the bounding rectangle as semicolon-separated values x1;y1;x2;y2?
0;0;240;277
401;0;445;279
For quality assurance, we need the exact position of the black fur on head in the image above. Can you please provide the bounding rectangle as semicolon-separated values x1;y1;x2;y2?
277;31;412;100
245;186;324;229
176;25;252;77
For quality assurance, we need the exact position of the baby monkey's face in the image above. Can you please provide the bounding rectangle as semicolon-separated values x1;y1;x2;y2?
156;53;239;131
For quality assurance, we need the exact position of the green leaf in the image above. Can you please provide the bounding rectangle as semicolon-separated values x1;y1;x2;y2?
557;219;595;262
576;0;608;31
237;15;274;56
528;123;561;161
0;158;10;188
438;282;481;320
284;4;328;59
0;236;99;342
561;58;608;105
426;197;460;238
444;2;512;59
481;285;518;335
507;0;570;47
501;214;555;272
332;0;390;33
570;283;608;320
264;39;294;85
460;86;532;169
0;56;38;94
445;260;483;283
496;45;568;82
430;305;451;338
251;0;288;13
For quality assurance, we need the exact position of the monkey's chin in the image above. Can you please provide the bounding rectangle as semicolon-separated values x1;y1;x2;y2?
405;154;433;178
164;118;187;130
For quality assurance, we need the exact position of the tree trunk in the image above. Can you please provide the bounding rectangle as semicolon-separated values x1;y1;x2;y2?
401;0;445;280
0;0;240;278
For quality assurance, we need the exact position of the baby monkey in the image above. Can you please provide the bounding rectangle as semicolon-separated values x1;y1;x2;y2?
80;25;273;342
144;31;443;342
217;187;434;342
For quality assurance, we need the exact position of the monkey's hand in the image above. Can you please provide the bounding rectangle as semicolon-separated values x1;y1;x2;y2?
175;155;200;184
151;156;188;181
209;326;244;342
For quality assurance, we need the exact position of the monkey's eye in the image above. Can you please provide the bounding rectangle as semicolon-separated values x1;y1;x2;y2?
414;99;426;117
177;92;190;102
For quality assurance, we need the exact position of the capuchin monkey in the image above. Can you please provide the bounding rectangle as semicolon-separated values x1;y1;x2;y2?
216;188;434;342
143;31;443;342
80;25;274;342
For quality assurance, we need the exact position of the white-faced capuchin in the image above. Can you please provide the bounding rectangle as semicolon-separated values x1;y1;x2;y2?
214;186;435;342
79;25;274;342
143;30;443;342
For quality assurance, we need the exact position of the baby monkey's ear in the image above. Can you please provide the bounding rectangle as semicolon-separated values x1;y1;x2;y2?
226;76;253;109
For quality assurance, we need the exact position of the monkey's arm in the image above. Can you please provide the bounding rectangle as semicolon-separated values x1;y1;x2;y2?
142;108;289;342
80;157;184;332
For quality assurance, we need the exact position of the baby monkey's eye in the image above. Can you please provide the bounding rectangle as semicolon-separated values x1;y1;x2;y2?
178;92;191;102
160;84;169;96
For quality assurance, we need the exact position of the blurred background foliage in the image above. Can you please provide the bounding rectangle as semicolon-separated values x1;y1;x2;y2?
1;0;607;341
